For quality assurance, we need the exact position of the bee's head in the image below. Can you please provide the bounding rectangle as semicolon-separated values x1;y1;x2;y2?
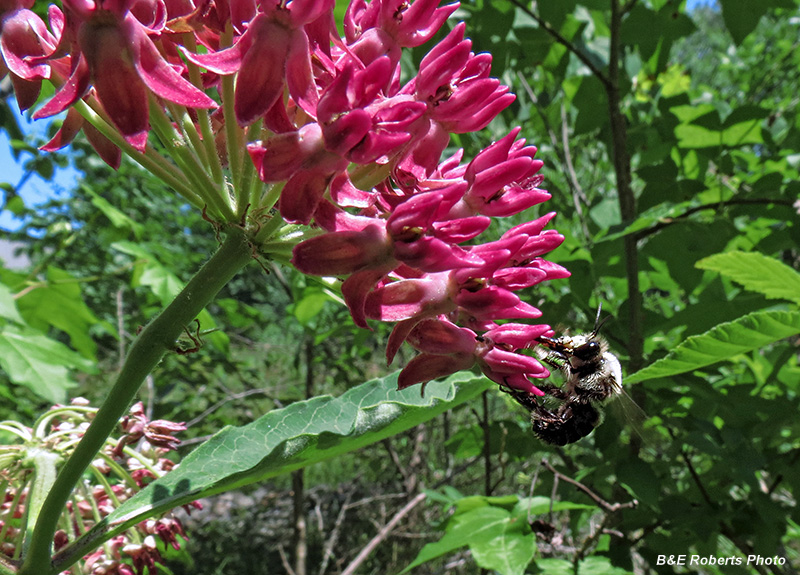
573;339;602;361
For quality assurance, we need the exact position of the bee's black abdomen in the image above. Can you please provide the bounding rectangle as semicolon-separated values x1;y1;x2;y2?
531;402;602;446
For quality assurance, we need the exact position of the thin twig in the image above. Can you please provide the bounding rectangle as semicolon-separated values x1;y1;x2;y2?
184;388;271;428
482;391;492;496
278;545;297;575
318;489;354;575
514;72;592;243
573;512;613;568
144;375;155;422
542;460;638;513
343;493;407;510
560;103;591;240
634;197;796;241
382;439;411;485
339;492;427;575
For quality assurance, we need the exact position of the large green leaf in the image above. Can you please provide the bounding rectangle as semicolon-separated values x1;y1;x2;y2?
400;505;534;575
674;118;764;149
626;310;800;384
469;513;537;575
94;372;490;540
0;325;96;402
696;251;800;305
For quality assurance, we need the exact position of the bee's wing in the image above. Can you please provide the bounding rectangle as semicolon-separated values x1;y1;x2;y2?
606;390;663;453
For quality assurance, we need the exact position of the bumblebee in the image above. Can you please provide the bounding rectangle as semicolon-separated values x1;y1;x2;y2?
506;309;624;446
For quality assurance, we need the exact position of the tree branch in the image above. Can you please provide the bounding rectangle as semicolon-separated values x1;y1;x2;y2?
507;0;612;91
634;198;796;241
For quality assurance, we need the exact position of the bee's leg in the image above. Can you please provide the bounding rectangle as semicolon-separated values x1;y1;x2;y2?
537;383;569;401
500;387;540;411
535;348;571;375
535;336;571;354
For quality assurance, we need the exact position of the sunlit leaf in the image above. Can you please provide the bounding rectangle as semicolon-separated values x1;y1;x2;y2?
0;283;23;324
578;556;634;575
674;120;763;149
533;559;574;575
0;325;95;402
627;310;800;384
470;515;537;575
293;289;332;326
696;251;800;305
399;506;519;574
83;186;144;239
15;267;103;358
514;496;595;516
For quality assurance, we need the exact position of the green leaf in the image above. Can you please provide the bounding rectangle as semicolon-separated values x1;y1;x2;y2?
696;251;800;305
400;506;518;574
514;496;595;516
470;515;537;575
293;288;334;326
718;0;793;45
83;186;144;239
5;195;26;216
578;556;634;575
0;283;23;324
16;267;103;358
626;310;800;384
0;325;96;402
674;119;763;149
100;372;491;538
596;200;696;243
534;559;574;575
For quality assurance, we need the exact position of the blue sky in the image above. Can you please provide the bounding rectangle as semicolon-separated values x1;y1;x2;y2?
687;0;716;9
0;108;76;232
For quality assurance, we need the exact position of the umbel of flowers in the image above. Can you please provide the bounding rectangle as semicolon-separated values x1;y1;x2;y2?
0;399;191;575
2;1;570;570
0;0;570;395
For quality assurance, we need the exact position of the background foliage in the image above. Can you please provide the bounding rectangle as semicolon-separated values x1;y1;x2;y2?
1;0;799;574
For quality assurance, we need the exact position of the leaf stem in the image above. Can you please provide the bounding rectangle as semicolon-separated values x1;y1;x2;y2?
18;230;253;575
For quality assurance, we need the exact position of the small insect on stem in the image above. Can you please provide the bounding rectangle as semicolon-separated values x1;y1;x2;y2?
174;319;218;355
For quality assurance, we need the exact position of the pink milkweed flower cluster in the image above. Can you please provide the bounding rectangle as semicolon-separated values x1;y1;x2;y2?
0;399;195;575
0;0;570;396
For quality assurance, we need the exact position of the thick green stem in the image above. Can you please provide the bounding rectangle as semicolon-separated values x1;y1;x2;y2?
22;448;61;555
19;230;253;575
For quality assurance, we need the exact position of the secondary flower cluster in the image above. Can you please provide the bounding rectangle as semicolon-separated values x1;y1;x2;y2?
0;0;570;394
0;399;193;575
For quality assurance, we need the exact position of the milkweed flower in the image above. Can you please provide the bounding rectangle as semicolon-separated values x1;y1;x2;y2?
0;0;60;110
0;399;194;575
2;0;570;396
